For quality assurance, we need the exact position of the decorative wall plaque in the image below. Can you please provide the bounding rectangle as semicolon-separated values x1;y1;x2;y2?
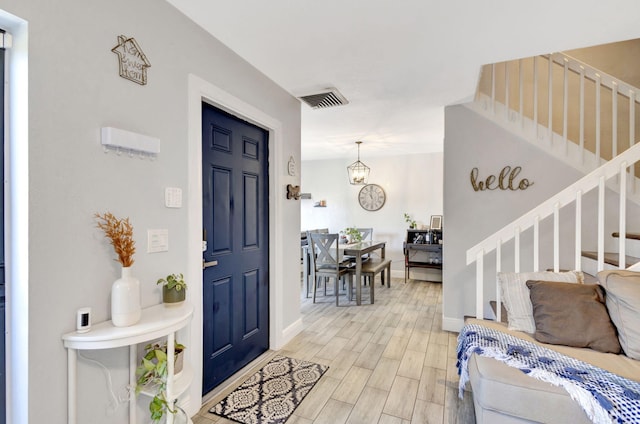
287;156;296;176
286;184;301;200
111;35;151;85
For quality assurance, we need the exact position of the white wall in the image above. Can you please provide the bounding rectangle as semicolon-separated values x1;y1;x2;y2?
301;153;443;280
443;103;640;331
0;1;301;423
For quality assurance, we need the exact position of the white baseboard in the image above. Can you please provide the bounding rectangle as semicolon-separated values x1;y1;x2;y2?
276;317;303;350
391;269;442;282
442;316;465;333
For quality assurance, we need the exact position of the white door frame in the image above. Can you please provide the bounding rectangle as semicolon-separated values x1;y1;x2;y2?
0;10;28;424
185;74;286;415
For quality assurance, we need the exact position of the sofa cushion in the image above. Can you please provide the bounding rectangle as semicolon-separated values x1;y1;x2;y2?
468;353;592;424
526;280;621;353
498;271;583;333
597;270;640;360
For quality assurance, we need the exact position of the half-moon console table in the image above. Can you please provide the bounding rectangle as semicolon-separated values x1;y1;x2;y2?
62;302;194;424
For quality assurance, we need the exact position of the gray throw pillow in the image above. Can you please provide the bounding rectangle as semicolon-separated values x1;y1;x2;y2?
597;270;640;359
526;280;621;354
498;271;583;333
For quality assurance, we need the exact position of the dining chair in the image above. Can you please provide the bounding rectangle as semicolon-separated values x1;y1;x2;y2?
350;227;374;285
302;228;331;297
308;232;353;305
356;228;373;242
356;227;373;259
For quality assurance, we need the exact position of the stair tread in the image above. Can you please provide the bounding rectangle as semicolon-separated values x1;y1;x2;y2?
581;251;640;267
612;232;640;241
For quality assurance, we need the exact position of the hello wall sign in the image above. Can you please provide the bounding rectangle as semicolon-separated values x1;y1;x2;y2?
470;166;534;192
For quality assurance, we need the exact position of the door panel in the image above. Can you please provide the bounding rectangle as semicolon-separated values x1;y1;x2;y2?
243;270;259;336
211;167;232;254
210;277;232;357
202;103;269;394
244;174;259;247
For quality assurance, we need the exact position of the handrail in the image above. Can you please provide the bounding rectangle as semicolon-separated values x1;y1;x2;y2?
548;52;637;100
466;142;640;264
478;51;640;167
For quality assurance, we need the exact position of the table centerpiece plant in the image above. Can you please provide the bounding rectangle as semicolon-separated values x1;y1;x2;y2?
343;227;363;243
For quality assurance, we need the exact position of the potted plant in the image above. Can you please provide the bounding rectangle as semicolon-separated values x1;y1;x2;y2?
157;273;187;305
136;341;186;423
343;227;363;243
404;213;417;229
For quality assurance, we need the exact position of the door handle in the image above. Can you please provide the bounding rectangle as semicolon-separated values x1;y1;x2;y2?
203;260;218;269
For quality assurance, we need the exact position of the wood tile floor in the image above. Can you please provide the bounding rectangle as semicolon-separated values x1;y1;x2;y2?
192;277;475;424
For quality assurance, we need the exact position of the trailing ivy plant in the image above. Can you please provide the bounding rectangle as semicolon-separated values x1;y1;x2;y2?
136;341;186;423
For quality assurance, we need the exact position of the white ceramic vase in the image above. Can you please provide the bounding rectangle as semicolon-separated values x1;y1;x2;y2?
111;266;141;327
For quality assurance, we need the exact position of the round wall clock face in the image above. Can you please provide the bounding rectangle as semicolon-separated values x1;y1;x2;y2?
358;184;386;211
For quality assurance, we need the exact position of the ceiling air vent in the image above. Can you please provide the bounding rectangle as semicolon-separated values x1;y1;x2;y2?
298;88;349;109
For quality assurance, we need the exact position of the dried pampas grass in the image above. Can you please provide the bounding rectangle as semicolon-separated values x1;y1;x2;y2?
95;212;136;267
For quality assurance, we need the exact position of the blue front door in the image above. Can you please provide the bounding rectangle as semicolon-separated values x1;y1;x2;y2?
201;102;269;394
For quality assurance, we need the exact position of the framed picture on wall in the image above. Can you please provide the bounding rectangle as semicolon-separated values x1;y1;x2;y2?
430;215;443;231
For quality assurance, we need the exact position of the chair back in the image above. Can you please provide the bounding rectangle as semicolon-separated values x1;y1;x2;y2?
356;228;373;242
308;232;341;271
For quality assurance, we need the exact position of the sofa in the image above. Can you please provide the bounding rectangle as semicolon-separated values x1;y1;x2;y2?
458;270;640;423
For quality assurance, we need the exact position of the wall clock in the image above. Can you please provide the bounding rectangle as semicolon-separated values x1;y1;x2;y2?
358;184;386;211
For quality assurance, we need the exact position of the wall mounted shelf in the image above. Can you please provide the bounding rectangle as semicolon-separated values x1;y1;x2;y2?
101;126;160;159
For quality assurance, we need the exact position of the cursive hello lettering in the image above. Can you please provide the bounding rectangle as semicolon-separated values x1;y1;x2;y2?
470;166;534;192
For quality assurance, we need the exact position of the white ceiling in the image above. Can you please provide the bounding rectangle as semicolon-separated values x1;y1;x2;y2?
166;0;640;160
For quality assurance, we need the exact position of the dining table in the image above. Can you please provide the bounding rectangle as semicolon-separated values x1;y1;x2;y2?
302;239;387;305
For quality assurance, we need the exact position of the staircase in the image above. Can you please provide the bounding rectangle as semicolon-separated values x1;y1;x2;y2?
582;231;640;275
465;51;640;320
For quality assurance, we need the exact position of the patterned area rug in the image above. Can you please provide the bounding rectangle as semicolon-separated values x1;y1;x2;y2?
210;355;329;424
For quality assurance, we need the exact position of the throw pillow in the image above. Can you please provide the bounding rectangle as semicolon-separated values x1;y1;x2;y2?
597;270;640;360
526;280;621;353
489;300;508;323
498;270;583;333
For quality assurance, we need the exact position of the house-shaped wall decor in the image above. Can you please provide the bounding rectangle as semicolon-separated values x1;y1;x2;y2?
111;35;151;85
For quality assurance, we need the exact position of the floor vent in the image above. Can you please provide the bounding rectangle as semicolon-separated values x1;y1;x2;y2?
298;88;349;109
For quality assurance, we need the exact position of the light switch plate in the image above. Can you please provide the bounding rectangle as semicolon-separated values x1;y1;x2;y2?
165;187;182;208
147;229;169;253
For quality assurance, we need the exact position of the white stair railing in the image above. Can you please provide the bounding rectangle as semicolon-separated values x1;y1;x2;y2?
477;52;640;181
466;142;640;320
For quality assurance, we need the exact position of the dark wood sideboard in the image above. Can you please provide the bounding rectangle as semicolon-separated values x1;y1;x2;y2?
404;229;442;282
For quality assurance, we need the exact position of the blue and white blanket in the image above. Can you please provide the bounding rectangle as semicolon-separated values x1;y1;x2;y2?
457;323;640;424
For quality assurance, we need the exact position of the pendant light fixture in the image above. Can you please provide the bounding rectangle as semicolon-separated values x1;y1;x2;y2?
347;141;370;185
